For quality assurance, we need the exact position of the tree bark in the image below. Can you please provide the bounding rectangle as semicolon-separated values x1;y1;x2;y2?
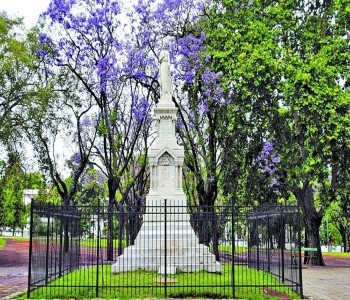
339;223;349;252
107;180;117;261
295;184;325;266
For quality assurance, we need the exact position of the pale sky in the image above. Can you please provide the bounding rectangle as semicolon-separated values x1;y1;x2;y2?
0;0;51;27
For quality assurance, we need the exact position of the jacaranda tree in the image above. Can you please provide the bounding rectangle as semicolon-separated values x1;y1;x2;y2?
39;0;157;259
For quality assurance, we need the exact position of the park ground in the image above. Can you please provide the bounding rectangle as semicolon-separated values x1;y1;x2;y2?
0;238;349;300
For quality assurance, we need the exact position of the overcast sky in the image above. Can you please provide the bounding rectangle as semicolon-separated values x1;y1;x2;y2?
0;0;50;27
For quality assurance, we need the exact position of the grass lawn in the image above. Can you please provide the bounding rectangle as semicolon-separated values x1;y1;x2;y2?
80;238;126;248
28;264;299;299
218;244;247;253
0;236;29;249
0;238;6;249
322;251;350;258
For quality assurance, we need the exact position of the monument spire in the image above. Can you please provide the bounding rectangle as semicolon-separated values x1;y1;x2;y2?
159;48;173;99
158;48;174;107
111;46;221;275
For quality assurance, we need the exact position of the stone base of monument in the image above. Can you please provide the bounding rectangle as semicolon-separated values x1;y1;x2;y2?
111;196;221;275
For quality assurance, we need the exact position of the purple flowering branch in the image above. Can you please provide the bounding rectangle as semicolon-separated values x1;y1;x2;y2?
255;140;281;192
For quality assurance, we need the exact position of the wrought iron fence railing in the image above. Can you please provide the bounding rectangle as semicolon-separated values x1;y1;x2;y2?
27;201;303;299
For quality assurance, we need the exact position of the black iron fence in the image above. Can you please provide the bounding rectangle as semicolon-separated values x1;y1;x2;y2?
27;201;303;299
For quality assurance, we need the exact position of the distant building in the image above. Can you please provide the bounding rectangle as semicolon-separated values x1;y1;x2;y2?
23;189;39;205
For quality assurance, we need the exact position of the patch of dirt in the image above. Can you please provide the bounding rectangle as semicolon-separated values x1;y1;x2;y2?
264;288;293;300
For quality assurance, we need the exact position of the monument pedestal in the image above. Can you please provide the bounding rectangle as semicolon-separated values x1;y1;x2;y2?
112;195;221;274
111;48;221;274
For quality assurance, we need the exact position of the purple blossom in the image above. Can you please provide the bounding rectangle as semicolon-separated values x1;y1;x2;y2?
38;33;53;45
271;155;281;164
71;152;81;164
131;96;149;123
98;173;105;185
184;71;195;84
255;140;281;191
82;171;105;186
35;49;47;58
80;116;91;128
270;178;279;187
199;100;209;113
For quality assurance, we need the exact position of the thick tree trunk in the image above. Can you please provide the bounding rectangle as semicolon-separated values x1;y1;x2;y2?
107;181;117;261
211;211;220;261
339;223;349;252
107;203;114;261
295;184;325;266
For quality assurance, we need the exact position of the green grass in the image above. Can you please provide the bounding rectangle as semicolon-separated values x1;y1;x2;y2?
28;264;299;299
0;236;29;249
80;238;126;248
218;244;247;254
322;251;350;258
0;238;6;249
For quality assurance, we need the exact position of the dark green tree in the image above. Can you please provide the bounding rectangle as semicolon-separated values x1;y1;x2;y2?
0;153;27;234
204;0;350;265
204;0;284;205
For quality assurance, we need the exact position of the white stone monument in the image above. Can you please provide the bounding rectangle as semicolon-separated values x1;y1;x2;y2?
111;49;221;275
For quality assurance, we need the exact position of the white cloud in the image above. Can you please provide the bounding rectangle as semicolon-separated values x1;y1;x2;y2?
0;0;50;27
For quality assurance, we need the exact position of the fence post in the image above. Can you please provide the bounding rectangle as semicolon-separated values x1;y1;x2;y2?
45;208;51;284
96;200;101;298
256;219;260;271
281;207;285;283
231;203;235;299
58;213;63;277
267;217;271;273
297;207;303;297
27;202;35;299
164;198;168;298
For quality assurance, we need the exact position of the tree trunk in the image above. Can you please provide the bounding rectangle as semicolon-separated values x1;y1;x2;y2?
63;202;70;253
339;223;349;252
106;179;118;261
210;209;220;261
107;203;114;261
295;184;325;266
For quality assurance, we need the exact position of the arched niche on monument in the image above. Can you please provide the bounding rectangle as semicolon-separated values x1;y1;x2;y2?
157;151;175;189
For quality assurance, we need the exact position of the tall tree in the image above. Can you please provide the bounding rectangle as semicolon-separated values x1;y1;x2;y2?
276;0;350;265
0;153;27;234
202;0;287;208
0;14;51;153
204;0;350;265
39;0;156;259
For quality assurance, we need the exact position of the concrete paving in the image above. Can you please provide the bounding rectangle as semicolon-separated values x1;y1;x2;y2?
0;266;27;299
302;266;350;300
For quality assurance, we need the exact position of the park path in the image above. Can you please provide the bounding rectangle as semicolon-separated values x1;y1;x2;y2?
0;239;29;299
302;266;350;300
0;239;349;299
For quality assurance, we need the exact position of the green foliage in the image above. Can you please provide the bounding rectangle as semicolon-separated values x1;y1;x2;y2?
30;214;47;236
0;15;41;145
0;153;27;230
204;0;284;205
75;168;107;206
24;172;45;189
204;0;350;259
